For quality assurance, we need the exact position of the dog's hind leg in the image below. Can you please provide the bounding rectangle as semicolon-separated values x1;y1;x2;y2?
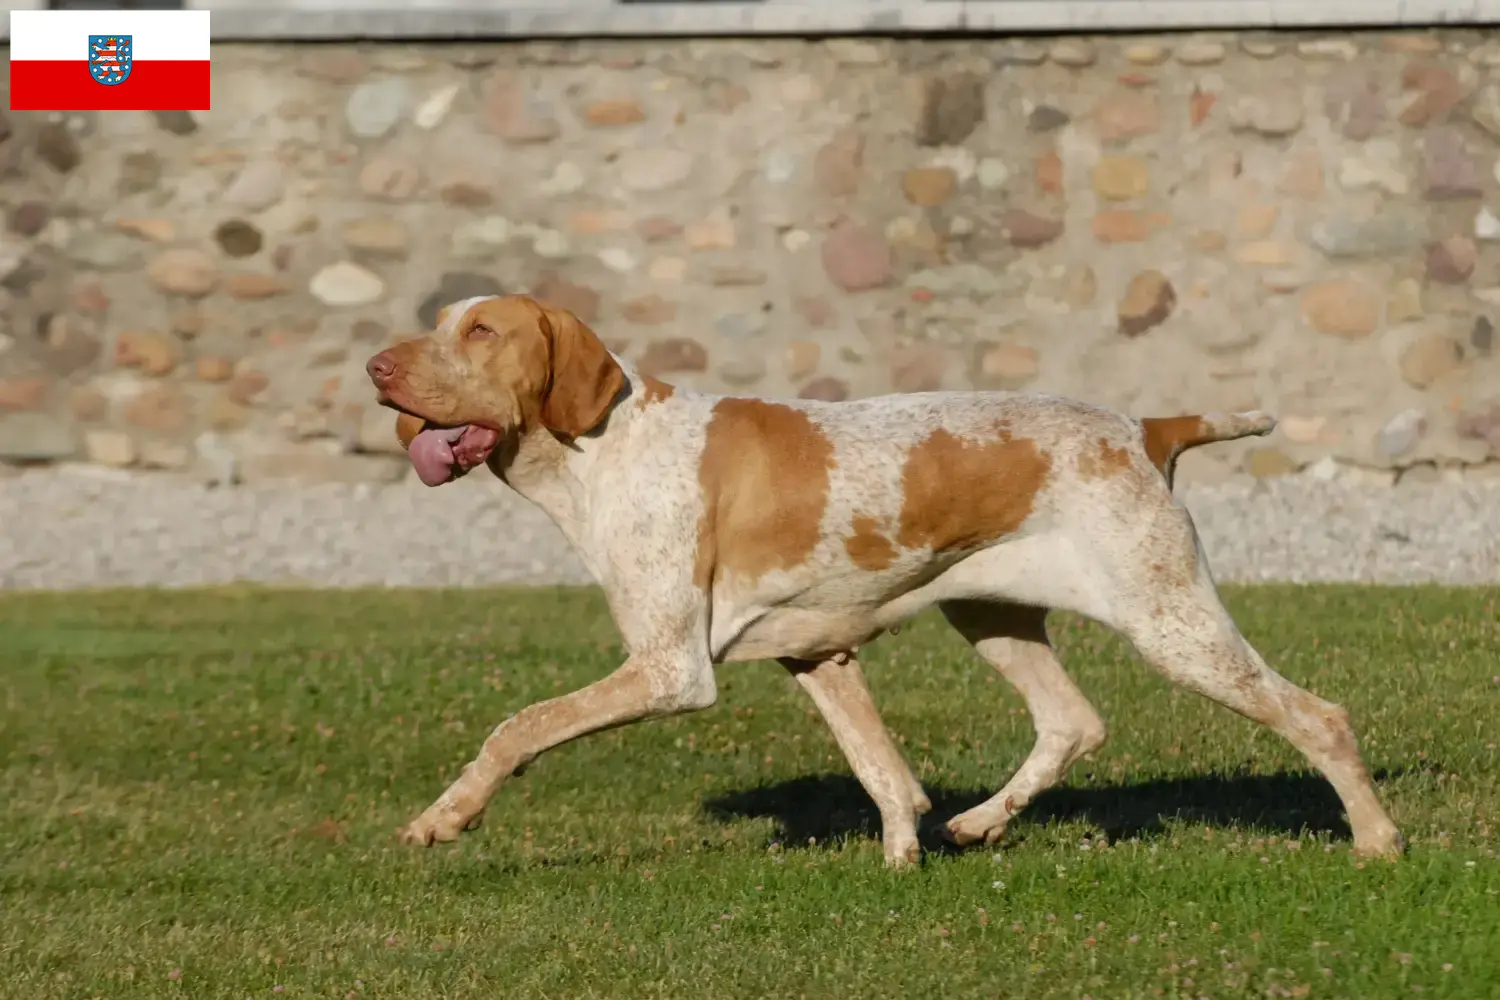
1106;529;1404;857
1082;485;1403;858
936;600;1108;846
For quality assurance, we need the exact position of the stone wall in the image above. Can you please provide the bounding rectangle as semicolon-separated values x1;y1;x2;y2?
2;30;1500;487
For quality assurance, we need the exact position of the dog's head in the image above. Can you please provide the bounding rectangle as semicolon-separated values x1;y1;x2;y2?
366;294;625;486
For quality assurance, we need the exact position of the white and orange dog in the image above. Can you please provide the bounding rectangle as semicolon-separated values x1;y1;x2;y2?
365;294;1402;866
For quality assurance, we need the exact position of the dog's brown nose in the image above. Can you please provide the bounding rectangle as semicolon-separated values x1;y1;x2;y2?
366;350;397;384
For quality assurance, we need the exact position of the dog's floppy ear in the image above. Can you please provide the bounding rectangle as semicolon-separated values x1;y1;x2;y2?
536;303;626;439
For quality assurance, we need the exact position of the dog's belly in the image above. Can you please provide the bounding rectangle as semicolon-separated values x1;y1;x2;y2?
714;605;890;664
709;554;965;664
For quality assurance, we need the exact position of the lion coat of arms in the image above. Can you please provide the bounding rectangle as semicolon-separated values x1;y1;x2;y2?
88;35;132;87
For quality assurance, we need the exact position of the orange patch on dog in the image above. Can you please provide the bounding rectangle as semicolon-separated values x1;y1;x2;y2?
896;425;1051;553
637;375;676;410
1075;436;1133;480
695;399;835;590
1140;415;1210;484
845;514;897;571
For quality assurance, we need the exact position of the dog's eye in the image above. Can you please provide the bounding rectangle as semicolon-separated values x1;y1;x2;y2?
466;324;496;341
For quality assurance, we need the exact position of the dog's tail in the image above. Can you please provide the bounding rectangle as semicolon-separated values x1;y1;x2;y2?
1140;411;1277;490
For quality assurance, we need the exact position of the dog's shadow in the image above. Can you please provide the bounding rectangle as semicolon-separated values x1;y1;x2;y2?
702;768;1412;851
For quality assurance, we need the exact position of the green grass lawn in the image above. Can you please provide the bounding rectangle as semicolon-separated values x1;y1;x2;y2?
1;586;1497;999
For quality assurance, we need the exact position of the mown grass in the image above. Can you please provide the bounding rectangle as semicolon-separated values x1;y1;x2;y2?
1;585;1497;999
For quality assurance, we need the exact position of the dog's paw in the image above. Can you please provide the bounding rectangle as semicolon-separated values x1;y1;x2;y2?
884;835;922;870
942;801;1014;847
1353;823;1405;860
398;806;483;847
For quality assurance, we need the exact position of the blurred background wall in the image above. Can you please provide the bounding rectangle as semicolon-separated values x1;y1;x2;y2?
1;1;1499;487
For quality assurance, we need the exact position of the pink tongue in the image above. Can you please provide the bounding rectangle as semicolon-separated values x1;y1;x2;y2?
408;425;467;487
407;424;502;487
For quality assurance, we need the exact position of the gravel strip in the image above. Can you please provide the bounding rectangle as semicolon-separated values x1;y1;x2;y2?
2;464;1496;590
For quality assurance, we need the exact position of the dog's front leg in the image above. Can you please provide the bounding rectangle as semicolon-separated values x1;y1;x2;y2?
399;650;716;846
781;654;930;868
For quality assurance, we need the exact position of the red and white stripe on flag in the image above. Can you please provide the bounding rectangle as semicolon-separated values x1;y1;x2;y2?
8;10;211;112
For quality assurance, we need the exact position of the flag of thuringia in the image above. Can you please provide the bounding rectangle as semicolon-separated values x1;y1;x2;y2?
8;10;210;112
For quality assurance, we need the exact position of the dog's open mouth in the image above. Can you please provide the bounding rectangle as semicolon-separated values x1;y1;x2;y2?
400;416;502;487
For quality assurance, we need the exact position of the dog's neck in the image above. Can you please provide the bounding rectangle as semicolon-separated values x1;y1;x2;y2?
486;359;646;561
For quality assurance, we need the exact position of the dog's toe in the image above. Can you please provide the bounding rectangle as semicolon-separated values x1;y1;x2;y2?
884;837;921;869
1353;824;1405;860
397;821;437;847
398;808;476;847
944;806;1011;848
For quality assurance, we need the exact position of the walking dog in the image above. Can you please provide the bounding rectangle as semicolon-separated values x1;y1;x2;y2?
365;294;1403;866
